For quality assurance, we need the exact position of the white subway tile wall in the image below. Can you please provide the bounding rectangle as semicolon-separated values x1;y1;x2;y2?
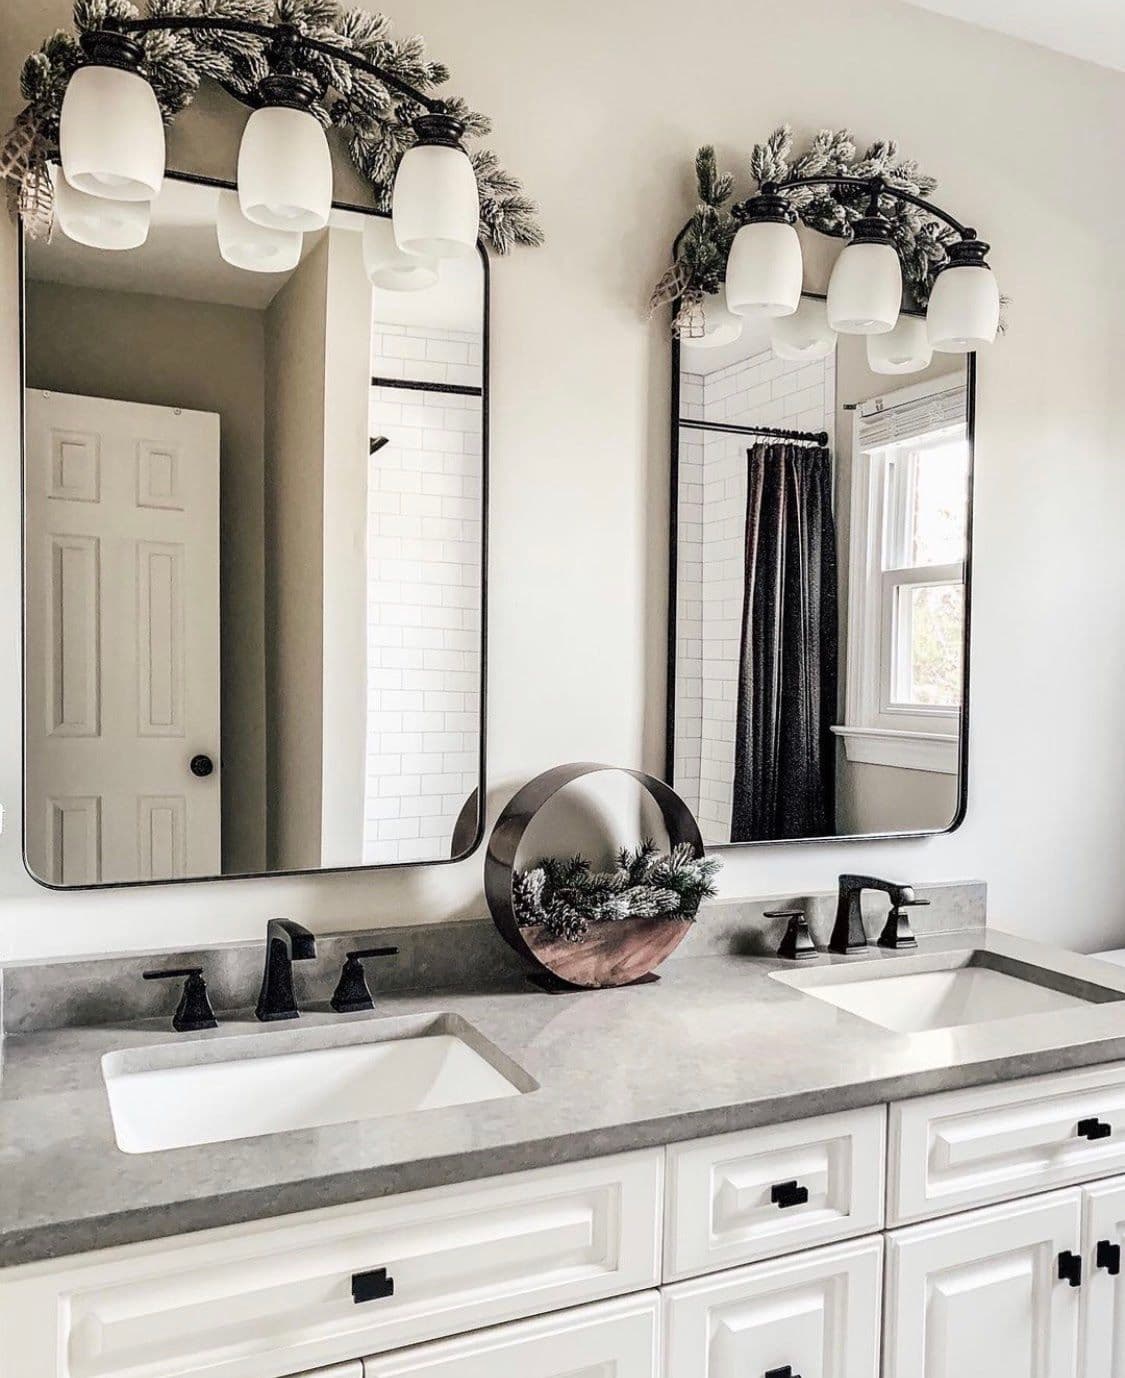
364;323;484;864
675;346;835;842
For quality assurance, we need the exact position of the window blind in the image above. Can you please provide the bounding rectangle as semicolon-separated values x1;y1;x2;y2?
855;380;967;451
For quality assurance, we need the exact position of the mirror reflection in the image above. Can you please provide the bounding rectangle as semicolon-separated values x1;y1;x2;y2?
22;173;485;886
670;297;972;844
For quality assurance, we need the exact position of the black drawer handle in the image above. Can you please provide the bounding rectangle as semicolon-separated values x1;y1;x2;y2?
770;1180;809;1209
1098;1240;1122;1276
1077;1117;1113;1141
352;1267;395;1304
1058;1250;1082;1287
766;1368;801;1378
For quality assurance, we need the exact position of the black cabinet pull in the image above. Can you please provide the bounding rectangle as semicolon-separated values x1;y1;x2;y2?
1058;1250;1083;1287
352;1267;395;1304
1097;1240;1122;1275
190;754;215;778
1077;1117;1113;1141
770;1180;809;1209
765;1368;800;1378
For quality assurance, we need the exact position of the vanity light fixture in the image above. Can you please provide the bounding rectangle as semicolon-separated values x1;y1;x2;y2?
58;31;165;203
216;189;302;273
52;15;483;269
724;190;803;319
237;75;333;233
392;113;481;259
721;175;999;355
770;296;836;362
866;313;933;375
51;164;151;250
826;193;902;335
363;216;440;291
926;236;1001;353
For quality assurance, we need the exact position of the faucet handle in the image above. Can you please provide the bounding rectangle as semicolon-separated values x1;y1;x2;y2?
766;910;818;962
877;898;928;950
331;946;399;1014
143;967;218;1033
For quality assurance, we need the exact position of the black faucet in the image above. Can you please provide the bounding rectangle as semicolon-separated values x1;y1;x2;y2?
256;918;317;1021
830;875;923;954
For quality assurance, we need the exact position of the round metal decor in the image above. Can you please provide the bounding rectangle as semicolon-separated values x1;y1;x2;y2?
484;762;705;991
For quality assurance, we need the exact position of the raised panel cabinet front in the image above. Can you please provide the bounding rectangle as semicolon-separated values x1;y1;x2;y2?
664;1105;886;1280
360;1292;660;1378
884;1188;1083;1378
889;1063;1125;1225
663;1235;882;1378
1080;1175;1125;1378
0;1150;663;1378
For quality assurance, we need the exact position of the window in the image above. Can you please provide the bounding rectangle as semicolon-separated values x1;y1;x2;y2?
836;378;970;774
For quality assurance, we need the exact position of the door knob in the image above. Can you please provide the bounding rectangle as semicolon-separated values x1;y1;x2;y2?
190;754;215;778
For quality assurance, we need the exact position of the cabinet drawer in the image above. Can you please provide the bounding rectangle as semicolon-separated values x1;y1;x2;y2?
888;1062;1125;1224
663;1234;882;1378
0;1150;662;1378
664;1106;886;1280
361;1293;660;1378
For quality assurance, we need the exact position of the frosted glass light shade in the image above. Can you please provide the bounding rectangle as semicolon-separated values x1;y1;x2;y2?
867;314;933;374
216;190;301;273
687;294;743;348
59;64;165;202
827;242;902;335
53;167;150;250
362;216;439;291
238;105;332;232
927;264;1000;353
393;144;480;259
770;297;836;361
725;221;803;318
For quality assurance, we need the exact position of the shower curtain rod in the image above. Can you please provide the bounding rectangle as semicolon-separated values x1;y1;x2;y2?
679;419;829;446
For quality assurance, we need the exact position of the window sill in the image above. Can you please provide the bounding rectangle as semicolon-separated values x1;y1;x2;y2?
831;725;959;775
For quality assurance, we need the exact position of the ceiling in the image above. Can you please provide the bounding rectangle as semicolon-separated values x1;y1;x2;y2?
903;0;1125;72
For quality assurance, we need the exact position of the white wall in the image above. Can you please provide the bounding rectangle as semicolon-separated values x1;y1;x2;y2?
2;0;1125;958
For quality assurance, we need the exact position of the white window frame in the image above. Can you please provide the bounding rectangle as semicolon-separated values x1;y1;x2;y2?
833;376;968;775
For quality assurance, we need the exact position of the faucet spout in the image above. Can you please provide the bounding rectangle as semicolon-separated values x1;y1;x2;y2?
256;918;317;1021
830;875;917;955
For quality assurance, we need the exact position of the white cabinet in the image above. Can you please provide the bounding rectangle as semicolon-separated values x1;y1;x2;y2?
1081;1176;1125;1378
663;1235;882;1378
889;1063;1125;1225
0;1149;662;1378
360;1293;660;1378
664;1107;886;1280
884;1188;1083;1378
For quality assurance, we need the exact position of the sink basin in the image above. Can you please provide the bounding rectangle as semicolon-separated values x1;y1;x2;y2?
103;1013;536;1153
772;950;1125;1033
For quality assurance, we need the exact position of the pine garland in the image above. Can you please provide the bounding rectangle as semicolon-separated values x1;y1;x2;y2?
5;0;543;255
513;840;721;945
653;127;959;332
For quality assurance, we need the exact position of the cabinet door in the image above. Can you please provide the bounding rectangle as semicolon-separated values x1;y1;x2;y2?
1081;1176;1125;1378
885;1188;1082;1378
663;1235;882;1378
360;1293;659;1378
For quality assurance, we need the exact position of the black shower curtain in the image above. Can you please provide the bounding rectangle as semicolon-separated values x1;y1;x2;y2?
730;442;838;842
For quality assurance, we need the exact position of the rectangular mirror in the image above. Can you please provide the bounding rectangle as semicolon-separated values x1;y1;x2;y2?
21;172;486;886
668;297;973;844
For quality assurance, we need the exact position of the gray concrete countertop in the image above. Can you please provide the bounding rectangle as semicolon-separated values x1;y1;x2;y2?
4;928;1125;1270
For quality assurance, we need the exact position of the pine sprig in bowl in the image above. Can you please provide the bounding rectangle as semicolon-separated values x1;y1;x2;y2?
513;840;721;945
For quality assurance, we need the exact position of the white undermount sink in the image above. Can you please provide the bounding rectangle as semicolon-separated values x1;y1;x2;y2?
772;950;1124;1034
102;1013;536;1154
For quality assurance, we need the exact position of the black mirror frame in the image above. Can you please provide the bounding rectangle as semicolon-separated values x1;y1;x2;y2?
17;168;490;889
664;289;976;847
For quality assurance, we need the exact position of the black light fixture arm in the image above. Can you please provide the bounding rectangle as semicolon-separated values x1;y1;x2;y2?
758;175;977;241
98;15;445;114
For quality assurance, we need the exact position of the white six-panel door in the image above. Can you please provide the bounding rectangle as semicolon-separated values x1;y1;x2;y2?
884;1188;1083;1378
24;390;221;884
